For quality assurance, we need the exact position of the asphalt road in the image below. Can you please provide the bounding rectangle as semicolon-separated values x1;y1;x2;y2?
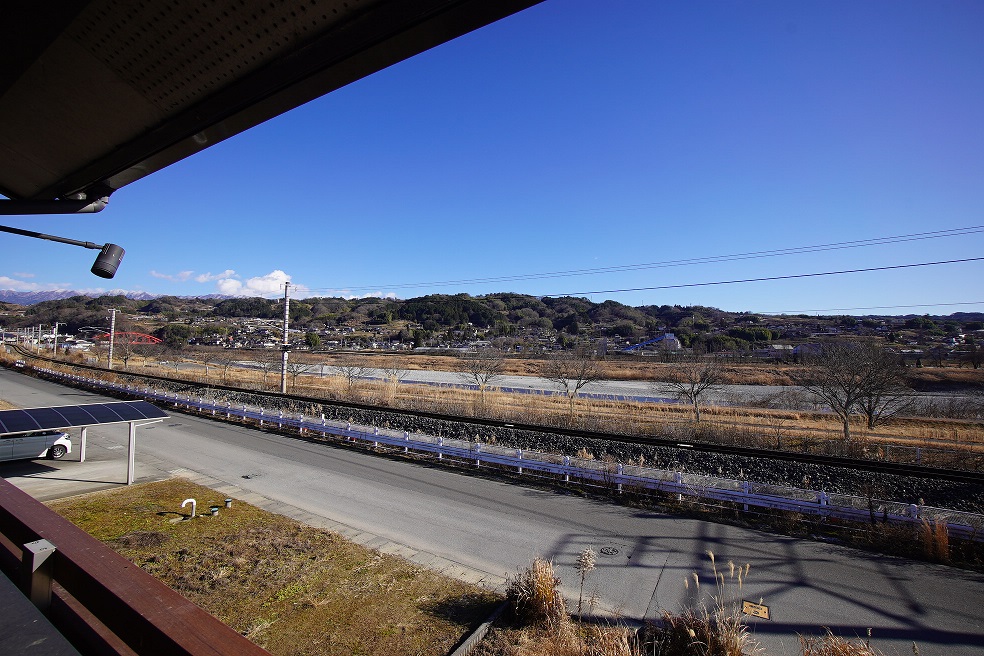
2;368;982;656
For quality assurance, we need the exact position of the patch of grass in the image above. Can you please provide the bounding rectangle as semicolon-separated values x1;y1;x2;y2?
47;478;500;656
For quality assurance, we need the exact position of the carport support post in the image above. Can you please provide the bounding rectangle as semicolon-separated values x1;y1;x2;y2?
79;426;87;462
126;421;136;485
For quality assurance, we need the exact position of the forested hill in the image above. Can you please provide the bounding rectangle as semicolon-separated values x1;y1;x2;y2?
5;293;983;353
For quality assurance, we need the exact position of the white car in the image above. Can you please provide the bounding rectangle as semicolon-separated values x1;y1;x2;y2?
0;429;72;462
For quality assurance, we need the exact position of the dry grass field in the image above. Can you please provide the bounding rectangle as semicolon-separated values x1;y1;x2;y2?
47;478;499;656
10;349;984;464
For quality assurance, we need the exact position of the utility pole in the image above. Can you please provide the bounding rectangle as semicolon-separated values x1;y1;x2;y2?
280;283;290;394
108;309;117;370
52;322;60;356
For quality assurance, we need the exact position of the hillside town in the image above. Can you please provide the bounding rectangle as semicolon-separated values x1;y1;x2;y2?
1;293;981;367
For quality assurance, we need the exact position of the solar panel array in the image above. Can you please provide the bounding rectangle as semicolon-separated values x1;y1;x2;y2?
0;401;168;434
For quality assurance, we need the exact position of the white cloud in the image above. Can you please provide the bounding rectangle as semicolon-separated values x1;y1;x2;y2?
195;269;237;283
213;270;311;297
150;270;194;281
12;272;35;279
0;276;41;291
216;277;243;295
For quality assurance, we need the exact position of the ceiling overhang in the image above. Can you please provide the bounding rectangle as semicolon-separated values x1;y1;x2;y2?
0;0;543;206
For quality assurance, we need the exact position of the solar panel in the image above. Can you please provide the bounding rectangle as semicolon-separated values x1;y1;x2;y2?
0;401;168;435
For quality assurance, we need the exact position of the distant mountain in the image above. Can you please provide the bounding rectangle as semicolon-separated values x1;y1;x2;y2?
0;289;160;305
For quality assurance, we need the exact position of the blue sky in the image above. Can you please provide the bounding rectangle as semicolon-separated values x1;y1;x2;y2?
3;0;983;315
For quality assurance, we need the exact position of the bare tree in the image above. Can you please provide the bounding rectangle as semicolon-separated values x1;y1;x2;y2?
333;355;370;395
189;346;223;381
542;350;602;422
285;359;310;391
378;361;408;405
660;353;723;423
458;349;505;409
854;347;912;429
803;341;910;441
253;350;280;390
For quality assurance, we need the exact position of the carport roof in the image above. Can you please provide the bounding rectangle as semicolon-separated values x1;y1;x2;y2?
0;401;168;435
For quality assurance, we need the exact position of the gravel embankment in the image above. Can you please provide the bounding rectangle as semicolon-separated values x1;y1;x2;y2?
281;400;984;514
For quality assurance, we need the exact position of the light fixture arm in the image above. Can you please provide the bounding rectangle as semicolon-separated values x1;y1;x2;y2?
0;223;125;278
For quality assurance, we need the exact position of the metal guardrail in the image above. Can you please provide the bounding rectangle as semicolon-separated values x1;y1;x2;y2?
0;477;270;656
38;367;984;542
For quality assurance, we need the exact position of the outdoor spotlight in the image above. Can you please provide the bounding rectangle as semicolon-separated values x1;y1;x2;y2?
91;243;125;278
0;224;126;279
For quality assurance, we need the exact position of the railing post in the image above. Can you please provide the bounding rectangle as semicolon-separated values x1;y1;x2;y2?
298;413;304;435
322;415;327;437
675;472;683;501
475;442;482;468
617;463;623;494
404;431;410;453
259;409;264;426
438;436;444;460
517;449;523;475
226;402;231;419
278;410;283;429
22;539;56;612
242;404;247;422
563;455;571;482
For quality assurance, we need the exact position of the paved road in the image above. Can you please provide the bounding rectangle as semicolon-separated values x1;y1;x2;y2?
2;368;982;656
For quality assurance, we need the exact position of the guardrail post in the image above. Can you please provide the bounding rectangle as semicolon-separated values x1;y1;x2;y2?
563;455;571;482
242;405;247;422
298;414;304;435
322;415;327;437
475;442;482;468
22;539;56;612
817;491;830;515
373;426;379;448
674;472;683;501
259;409;264;426
226;402;231;418
517;449;523;474
278;410;283;429
617;463;623;494
438;436;444;460
404;431;410;453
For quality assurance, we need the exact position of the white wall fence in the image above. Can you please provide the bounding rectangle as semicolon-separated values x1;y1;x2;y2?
39;367;984;542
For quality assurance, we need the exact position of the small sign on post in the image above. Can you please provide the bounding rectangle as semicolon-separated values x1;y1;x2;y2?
742;600;770;620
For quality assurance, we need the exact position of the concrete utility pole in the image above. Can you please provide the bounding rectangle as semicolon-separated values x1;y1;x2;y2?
108;309;117;370
280;283;290;394
52;322;60;356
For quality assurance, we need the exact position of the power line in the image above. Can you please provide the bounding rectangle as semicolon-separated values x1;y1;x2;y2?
542;256;984;297
303;225;984;293
760;301;984;315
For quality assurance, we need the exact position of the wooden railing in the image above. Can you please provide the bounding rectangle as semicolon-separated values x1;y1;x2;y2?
0;478;270;656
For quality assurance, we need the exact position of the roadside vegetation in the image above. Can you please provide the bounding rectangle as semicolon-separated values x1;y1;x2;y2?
475;553;891;656
17;345;982;470
47;478;500;656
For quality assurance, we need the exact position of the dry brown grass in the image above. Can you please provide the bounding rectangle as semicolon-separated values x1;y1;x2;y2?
47;478;500;656
798;630;887;656
919;518;950;564
9;350;984;463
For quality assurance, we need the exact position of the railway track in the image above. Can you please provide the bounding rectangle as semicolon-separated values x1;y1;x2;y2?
12;349;983;486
